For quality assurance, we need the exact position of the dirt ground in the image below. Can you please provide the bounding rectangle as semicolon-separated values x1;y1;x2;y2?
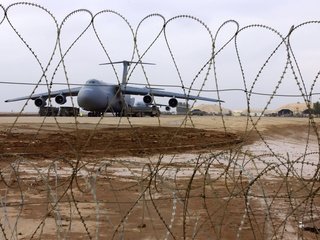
0;115;314;158
0;115;319;239
1;126;244;160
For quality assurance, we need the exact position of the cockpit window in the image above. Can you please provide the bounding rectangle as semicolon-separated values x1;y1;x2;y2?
85;79;104;86
87;79;97;84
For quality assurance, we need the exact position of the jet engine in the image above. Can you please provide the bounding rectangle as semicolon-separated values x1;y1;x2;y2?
165;106;171;111
168;98;178;108
143;94;153;105
55;94;66;105
34;98;46;107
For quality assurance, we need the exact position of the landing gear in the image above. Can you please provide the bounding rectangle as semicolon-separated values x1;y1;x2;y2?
88;111;103;117
115;109;126;117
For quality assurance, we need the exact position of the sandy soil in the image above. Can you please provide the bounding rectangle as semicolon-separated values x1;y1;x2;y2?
0;115;319;239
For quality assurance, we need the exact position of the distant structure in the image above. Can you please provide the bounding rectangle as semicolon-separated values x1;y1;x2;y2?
176;102;189;115
276;102;313;116
238;108;266;117
233;103;313;117
192;104;232;116
188;102;316;117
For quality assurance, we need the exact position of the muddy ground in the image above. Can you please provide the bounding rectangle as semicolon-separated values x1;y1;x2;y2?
0;116;319;239
0;126;245;160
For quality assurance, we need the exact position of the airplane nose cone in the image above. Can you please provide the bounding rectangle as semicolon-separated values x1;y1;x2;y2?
78;88;108;111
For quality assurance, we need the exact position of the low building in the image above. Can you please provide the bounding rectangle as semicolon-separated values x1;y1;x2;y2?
240;108;264;117
276;102;313;116
192;104;232;116
176;102;189;115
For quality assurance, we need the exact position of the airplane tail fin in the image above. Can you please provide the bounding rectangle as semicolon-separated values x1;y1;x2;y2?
99;60;155;85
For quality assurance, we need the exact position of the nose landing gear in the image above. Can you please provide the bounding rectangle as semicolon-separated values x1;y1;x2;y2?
88;111;103;117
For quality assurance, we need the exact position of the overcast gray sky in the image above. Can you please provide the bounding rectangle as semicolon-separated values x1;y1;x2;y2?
1;0;320;112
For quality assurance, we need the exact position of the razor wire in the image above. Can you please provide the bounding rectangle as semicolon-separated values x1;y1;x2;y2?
0;2;320;240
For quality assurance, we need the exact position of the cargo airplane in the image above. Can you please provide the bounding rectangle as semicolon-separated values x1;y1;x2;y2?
5;61;223;116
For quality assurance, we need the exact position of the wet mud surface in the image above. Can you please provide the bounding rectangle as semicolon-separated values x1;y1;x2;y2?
0;126;244;160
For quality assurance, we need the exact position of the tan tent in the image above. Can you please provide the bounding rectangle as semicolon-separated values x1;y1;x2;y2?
276;102;312;115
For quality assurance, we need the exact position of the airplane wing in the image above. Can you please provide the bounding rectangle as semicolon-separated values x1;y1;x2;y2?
120;85;223;103
5;87;82;102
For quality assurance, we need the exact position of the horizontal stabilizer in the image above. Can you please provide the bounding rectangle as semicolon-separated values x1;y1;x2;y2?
99;60;155;66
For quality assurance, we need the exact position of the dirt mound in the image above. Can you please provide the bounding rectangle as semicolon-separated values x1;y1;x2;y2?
1;126;244;159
